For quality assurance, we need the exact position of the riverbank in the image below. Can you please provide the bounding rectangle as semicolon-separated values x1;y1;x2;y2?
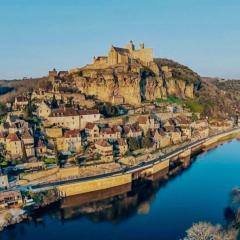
2;140;240;240
1;128;240;232
0;208;27;231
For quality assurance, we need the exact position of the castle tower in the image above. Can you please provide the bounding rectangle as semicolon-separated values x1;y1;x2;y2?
48;68;58;83
140;43;145;49
126;40;135;52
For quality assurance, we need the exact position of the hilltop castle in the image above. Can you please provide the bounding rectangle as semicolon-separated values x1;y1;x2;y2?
89;41;153;69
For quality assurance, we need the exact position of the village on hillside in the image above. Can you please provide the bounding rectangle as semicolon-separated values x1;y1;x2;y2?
0;42;238;221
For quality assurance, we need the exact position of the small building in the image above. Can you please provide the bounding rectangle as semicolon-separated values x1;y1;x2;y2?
123;124;142;139
85;122;100;142
151;129;171;149
169;129;182;145
45;127;63;138
79;109;101;129
137;116;159;134
99;127;121;141
37;101;51;119
48;107;81;130
35;139;47;157
116;138;128;156
0;190;23;209
95;140;113;162
21;130;35;158
13;96;28;110
56;129;82;153
5;133;23;159
0;175;9;190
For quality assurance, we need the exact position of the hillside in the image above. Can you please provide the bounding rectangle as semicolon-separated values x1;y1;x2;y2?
0;77;49;103
198;77;240;118
0;59;239;119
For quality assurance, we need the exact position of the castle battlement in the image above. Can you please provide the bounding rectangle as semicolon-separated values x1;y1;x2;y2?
91;41;153;68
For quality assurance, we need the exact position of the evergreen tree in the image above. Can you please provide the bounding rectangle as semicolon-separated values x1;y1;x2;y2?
51;94;58;109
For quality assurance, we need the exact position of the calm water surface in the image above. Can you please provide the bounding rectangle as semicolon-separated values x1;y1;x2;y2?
1;140;240;240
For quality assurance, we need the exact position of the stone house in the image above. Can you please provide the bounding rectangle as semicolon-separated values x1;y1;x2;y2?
175;115;191;128
169;129;182;145
56;130;82;153
35;139;47;157
95;140;113;162
0;175;9;189
21;130;35;158
31;89;46;100
13;96;28;110
180;126;192;141
85;122;100;142
192;127;209;140
137;116;159;134
37;101;51;119
191;120;208;129
6;133;23;159
151;129;171;149
45;127;63;138
48;107;81;130
2;114;29;134
163;118;176;132
209;120;233;133
99;127;121;141
116;138;128;156
0;190;23;209
123;124;142;139
79;109;101;129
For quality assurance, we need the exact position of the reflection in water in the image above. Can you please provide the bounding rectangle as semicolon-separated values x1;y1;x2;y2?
3;141;240;240
30;166;181;225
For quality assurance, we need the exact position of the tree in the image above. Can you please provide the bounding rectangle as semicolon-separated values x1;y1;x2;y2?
141;130;153;148
183;222;237;240
128;137;140;151
51;94;58;109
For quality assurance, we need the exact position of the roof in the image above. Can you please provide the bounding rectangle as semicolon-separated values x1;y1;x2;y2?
79;109;99;115
100;127;114;135
137;116;148;124
21;130;33;139
0;190;22;201
50;108;79;117
95;140;111;147
85;122;97;130
64;129;80;138
175;116;191;125
16;96;28;102
112;46;130;55
152;128;166;137
95;56;107;61
123;124;142;134
6;133;20;142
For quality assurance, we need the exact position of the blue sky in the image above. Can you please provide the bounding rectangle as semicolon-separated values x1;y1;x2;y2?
0;0;240;79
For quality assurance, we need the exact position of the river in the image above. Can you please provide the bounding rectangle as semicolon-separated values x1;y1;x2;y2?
1;140;240;240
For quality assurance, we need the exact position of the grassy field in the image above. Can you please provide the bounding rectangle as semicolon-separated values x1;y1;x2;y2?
156;96;203;113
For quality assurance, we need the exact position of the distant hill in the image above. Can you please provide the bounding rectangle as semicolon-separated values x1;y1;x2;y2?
0;77;49;102
198;77;240;118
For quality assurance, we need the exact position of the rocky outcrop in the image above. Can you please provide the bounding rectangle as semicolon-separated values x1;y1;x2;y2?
69;59;201;106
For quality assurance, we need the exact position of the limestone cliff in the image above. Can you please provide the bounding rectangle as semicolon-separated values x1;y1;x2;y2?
68;58;201;106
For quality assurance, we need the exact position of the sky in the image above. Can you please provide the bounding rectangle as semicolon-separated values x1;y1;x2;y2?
0;0;240;79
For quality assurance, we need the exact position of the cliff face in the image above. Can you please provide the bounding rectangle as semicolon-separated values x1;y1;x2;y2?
69;59;201;106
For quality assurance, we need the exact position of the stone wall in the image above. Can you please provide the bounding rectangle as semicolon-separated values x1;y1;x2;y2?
57;173;132;197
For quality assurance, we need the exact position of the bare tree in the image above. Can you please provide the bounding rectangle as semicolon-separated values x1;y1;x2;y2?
183;222;237;240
